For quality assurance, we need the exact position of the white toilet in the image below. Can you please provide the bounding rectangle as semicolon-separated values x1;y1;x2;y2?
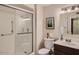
38;38;54;55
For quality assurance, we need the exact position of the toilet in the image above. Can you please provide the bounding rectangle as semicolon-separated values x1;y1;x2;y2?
38;38;54;55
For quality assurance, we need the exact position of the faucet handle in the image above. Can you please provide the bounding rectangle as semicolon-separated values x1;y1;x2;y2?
65;39;71;42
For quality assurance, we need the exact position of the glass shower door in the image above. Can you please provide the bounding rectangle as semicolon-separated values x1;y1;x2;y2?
15;10;33;55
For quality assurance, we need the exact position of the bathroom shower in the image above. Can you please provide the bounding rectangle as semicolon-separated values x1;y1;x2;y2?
0;4;33;55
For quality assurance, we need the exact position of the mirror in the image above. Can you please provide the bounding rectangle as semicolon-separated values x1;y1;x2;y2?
60;11;79;35
71;17;79;34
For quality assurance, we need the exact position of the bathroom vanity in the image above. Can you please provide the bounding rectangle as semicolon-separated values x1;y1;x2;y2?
58;6;79;55
54;40;79;55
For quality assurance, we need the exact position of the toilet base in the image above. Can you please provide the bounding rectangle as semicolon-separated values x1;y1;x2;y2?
38;48;49;55
38;48;54;55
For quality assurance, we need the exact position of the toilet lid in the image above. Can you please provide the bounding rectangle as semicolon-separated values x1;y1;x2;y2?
39;48;50;55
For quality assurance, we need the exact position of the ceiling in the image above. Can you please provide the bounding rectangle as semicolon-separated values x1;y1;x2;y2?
39;4;52;7
40;4;73;9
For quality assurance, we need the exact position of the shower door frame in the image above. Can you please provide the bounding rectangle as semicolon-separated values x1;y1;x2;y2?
0;4;34;54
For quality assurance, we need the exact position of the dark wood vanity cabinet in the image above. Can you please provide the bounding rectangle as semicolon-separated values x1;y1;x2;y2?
54;44;79;55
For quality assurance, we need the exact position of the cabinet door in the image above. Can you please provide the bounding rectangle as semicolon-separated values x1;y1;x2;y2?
54;50;65;55
54;44;74;55
74;49;79;55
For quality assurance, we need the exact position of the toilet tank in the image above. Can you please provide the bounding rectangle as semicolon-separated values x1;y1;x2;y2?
44;38;54;49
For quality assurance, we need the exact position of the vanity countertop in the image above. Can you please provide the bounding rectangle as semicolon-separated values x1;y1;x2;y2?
54;40;79;49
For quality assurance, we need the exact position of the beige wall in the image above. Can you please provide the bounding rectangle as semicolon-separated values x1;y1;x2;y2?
43;5;73;39
43;4;79;44
43;6;60;38
24;4;34;10
36;5;44;50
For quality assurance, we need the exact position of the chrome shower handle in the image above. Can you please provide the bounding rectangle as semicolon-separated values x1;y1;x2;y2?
1;21;14;36
11;21;13;33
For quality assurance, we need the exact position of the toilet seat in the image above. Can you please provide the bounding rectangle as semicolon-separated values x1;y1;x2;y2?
39;48;50;55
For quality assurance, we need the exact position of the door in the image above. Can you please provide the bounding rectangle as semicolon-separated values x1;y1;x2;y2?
15;10;33;55
0;5;16;54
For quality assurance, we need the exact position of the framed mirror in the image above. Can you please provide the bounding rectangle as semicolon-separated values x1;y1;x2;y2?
71;17;79;34
60;11;79;35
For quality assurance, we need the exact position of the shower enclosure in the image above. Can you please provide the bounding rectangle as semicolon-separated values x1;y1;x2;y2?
0;4;33;55
15;10;33;55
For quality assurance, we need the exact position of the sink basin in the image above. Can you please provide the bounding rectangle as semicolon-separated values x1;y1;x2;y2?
55;40;79;49
63;41;76;46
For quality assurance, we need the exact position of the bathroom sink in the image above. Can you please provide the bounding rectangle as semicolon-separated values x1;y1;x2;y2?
63;41;76;46
55;40;79;49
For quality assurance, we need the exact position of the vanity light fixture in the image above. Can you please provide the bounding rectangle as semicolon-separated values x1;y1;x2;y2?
64;8;67;11
76;12;79;14
61;7;67;11
61;5;79;12
77;5;79;8
75;5;79;10
75;7;78;10
71;6;75;10
61;8;64;11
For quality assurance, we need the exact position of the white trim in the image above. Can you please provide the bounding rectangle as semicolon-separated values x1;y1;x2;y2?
3;4;34;14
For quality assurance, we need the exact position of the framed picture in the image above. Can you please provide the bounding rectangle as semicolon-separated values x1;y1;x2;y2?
46;17;55;29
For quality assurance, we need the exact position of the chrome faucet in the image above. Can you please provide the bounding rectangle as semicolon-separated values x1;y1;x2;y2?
60;35;63;40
